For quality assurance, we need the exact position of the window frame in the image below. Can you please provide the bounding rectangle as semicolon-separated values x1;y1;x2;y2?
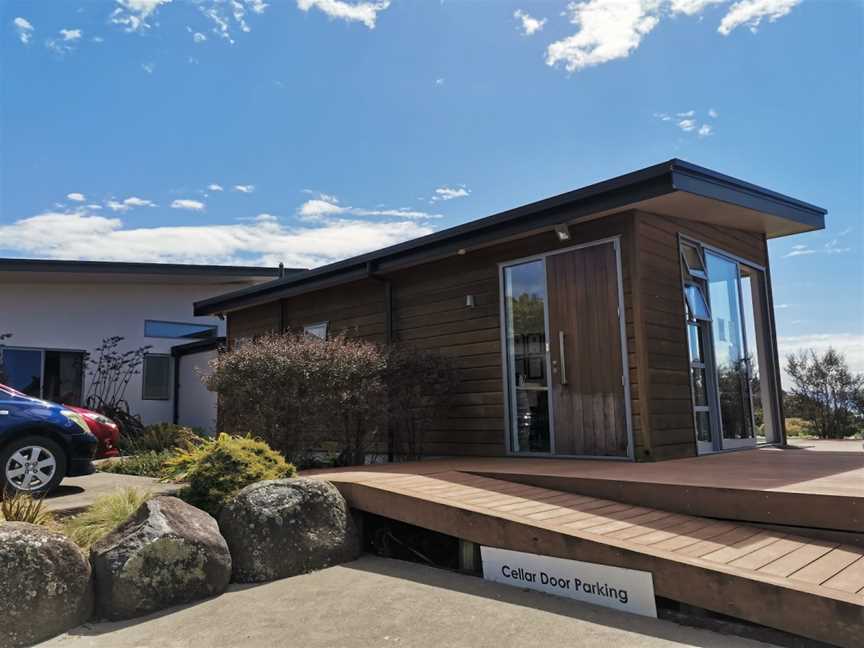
141;353;172;401
144;319;218;340
0;345;85;404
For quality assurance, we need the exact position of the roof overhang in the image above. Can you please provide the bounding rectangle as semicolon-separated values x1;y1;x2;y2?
195;159;826;316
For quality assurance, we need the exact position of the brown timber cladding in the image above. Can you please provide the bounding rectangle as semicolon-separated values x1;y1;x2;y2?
633;211;769;461
225;209;770;461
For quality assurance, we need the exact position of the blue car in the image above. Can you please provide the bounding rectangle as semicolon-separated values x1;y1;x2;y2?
0;383;98;494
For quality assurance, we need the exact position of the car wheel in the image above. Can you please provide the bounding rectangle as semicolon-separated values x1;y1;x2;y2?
1;435;67;495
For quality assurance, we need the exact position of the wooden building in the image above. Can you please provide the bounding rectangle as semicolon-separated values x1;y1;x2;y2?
195;160;826;463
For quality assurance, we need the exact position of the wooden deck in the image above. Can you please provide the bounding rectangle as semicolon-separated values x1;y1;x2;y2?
312;445;864;647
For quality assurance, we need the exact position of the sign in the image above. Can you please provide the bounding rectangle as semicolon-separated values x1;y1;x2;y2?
481;546;657;618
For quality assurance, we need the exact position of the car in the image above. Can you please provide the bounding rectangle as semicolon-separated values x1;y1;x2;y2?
0;383;98;494
64;405;120;459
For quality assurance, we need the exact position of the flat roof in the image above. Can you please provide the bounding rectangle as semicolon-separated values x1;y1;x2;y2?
195;159;827;315
0;258;296;278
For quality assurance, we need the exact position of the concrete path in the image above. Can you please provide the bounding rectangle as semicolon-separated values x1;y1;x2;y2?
41;556;775;648
44;472;178;516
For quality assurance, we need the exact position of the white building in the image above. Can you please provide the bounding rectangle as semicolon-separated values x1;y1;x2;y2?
0;259;291;432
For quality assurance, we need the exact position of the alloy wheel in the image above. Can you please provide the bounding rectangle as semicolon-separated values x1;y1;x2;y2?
5;445;57;491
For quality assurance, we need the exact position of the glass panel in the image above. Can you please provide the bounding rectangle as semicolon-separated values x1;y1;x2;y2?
684;284;711;321
695;410;711;443
142;355;171;400
144;320;217;339
43;351;84;405
687;323;703;363
691;367;708;406
740;267;777;443
682;243;707;278
0;348;42;397
304;322;328;339
706;252;754;443
503;260;550;453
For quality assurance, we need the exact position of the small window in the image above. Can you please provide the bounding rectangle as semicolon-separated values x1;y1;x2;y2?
681;243;707;279
144;320;217;340
684;284;711;321
142;354;171;400
303;322;328;339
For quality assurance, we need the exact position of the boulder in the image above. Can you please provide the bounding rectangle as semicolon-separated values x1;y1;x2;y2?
0;522;94;647
219;478;362;583
90;496;232;620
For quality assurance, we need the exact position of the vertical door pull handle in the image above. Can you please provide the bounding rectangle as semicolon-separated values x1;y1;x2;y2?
559;330;568;386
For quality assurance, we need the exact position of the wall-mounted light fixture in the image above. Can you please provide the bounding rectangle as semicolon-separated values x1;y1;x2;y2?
457;248;467;256
465;295;475;308
554;224;571;241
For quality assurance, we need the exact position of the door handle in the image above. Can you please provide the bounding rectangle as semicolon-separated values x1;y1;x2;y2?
558;330;568;386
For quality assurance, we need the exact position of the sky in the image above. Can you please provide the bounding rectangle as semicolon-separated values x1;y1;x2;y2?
1;0;862;378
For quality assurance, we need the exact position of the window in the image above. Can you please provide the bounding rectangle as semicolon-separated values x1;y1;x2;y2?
0;347;84;404
684;284;711;321
681;242;707;279
142;354;171;400
303;322;329;339
144;320;217;340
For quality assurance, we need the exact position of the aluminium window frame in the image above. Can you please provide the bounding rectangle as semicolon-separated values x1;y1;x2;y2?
141;353;172;401
0;345;86;403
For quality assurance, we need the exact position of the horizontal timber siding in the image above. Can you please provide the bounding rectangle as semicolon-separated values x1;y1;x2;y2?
634;211;769;460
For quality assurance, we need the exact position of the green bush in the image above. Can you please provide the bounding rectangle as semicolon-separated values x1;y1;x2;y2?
62;488;150;548
121;422;202;455
162;433;296;515
99;450;175;477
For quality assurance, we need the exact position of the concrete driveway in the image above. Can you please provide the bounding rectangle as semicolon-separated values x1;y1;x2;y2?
41;556;776;648
44;472;178;516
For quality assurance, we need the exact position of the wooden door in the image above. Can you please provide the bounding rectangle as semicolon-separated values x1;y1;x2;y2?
546;243;628;456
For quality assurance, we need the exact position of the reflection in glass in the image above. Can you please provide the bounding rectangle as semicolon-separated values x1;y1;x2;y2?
706;252;754;441
695;410;711;443
504;260;550;453
0;349;43;397
740;267;776;443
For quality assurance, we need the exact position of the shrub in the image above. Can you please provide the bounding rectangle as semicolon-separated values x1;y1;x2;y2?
162;433;296;515
383;345;459;460
62;488;150;548
121;422;201;455
205;333;387;465
0;490;53;526
99;450;175;477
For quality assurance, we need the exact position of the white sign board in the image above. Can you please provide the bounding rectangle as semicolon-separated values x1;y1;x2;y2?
481;546;657;618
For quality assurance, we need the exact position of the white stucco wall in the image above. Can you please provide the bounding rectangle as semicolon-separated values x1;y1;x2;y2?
0;279;238;426
177;349;218;434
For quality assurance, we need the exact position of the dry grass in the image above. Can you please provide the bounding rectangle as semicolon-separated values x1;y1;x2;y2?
0;490;53;526
61;487;150;548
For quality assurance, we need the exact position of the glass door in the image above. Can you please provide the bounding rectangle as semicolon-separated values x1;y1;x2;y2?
502;259;551;453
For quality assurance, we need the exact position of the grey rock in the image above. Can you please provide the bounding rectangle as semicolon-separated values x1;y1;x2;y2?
0;522;94;647
219;478;362;583
91;496;231;621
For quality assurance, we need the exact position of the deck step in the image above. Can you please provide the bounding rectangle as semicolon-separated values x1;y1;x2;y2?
320;469;864;648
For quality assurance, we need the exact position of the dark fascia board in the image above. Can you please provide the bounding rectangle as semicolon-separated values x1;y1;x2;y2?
194;159;827;316
0;257;301;279
170;336;226;357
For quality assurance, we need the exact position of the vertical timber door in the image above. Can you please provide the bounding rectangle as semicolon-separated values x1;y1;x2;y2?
546;242;629;457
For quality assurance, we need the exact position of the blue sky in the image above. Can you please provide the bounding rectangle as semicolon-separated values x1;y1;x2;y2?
1;0;862;374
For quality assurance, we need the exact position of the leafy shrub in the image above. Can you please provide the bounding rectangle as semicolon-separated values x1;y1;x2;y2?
162;433;296;515
0;490;53;526
121;422;201;455
383;345;458;460
62;488;150;548
99;450;175;477
206;333;387;464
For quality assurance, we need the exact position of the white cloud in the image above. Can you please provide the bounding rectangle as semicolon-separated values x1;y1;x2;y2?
142;62;155;74
199;0;271;43
298;193;441;221
59;29;82;41
678;118;696;131
668;0;725;15
296;0;391;30
777;333;864;386
111;0;173;33
13;17;34;44
171;199;206;211
784;238;853;258
0;209;434;269
697;123;713;137
431;186;470;202
719;0;800;35
656;109;716;138
106;196;157;211
192;31;207;43
546;1;661;72
514;10;547;36
708;108;719;118
435;78;445;86
208;183;224;191
677;109;695;117
233;184;255;193
67;193;86;202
